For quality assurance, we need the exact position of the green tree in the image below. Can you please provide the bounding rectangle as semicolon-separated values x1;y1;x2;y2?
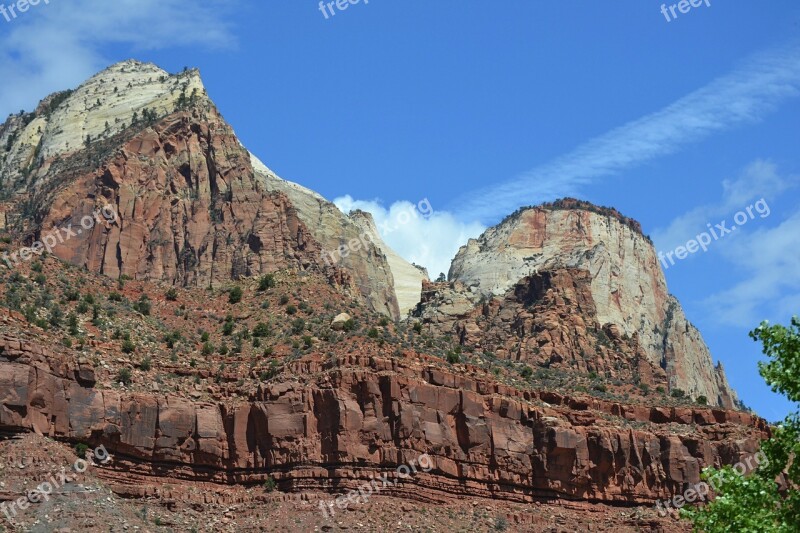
682;317;800;532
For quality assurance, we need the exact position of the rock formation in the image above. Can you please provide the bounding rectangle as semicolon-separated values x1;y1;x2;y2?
0;61;760;530
445;199;737;407
0;60;420;319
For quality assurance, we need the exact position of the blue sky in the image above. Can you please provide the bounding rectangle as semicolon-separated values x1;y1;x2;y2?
1;0;799;420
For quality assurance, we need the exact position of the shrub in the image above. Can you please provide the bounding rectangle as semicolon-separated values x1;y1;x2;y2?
65;288;80;301
74;443;89;458
670;388;686;399
367;327;380;339
279;294;289;305
520;366;533;379
139;356;152;371
302;335;313;348
412;322;423;334
253;322;271;337
67;313;80;336
202;342;214;356
228;286;243;304
163;330;181;349
263;477;277;492
696;395;708;405
116;368;132;385
446;351;460;364
134;295;151;316
49;306;64;328
222;320;235;336
286;304;297;315
258;274;276;291
108;292;123;302
121;338;136;354
165;288;178;301
291;318;305;334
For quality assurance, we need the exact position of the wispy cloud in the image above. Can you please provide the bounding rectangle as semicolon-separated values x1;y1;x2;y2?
704;209;800;327
452;44;800;223
0;0;235;118
649;160;800;327
651;160;797;253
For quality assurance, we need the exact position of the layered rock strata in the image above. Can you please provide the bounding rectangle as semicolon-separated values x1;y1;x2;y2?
0;329;766;507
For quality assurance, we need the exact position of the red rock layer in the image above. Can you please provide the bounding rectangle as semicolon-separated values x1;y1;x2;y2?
0;328;767;507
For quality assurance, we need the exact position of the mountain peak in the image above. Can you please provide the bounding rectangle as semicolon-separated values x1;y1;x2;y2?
504;197;647;239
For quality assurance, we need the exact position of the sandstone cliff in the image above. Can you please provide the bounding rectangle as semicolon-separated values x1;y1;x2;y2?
0;323;766;509
446;199;738;408
0;60;418;319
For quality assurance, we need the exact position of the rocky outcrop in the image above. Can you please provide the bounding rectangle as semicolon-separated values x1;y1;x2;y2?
0;330;768;506
416;269;671;391
250;154;403;319
447;200;738;408
349;209;428;316
0;60;411;318
0;60;205;195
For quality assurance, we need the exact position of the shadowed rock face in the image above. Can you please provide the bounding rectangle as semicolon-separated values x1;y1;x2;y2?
447;203;738;408
0;328;767;506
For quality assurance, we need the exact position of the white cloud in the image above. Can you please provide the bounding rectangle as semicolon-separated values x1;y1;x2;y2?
651;160;797;253
453;44;800;222
651;160;800;327
334;195;485;279
0;0;235;118
703;211;800;327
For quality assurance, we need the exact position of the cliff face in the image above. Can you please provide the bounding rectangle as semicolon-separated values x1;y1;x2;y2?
348;209;428;316
446;200;738;408
0;60;414;318
0;325;766;507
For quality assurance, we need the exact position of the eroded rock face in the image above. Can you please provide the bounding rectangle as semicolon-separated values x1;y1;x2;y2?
416;270;670;392
250;155;403;319
32;108;341;289
0;60;408;318
447;200;738;407
0;331;768;506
